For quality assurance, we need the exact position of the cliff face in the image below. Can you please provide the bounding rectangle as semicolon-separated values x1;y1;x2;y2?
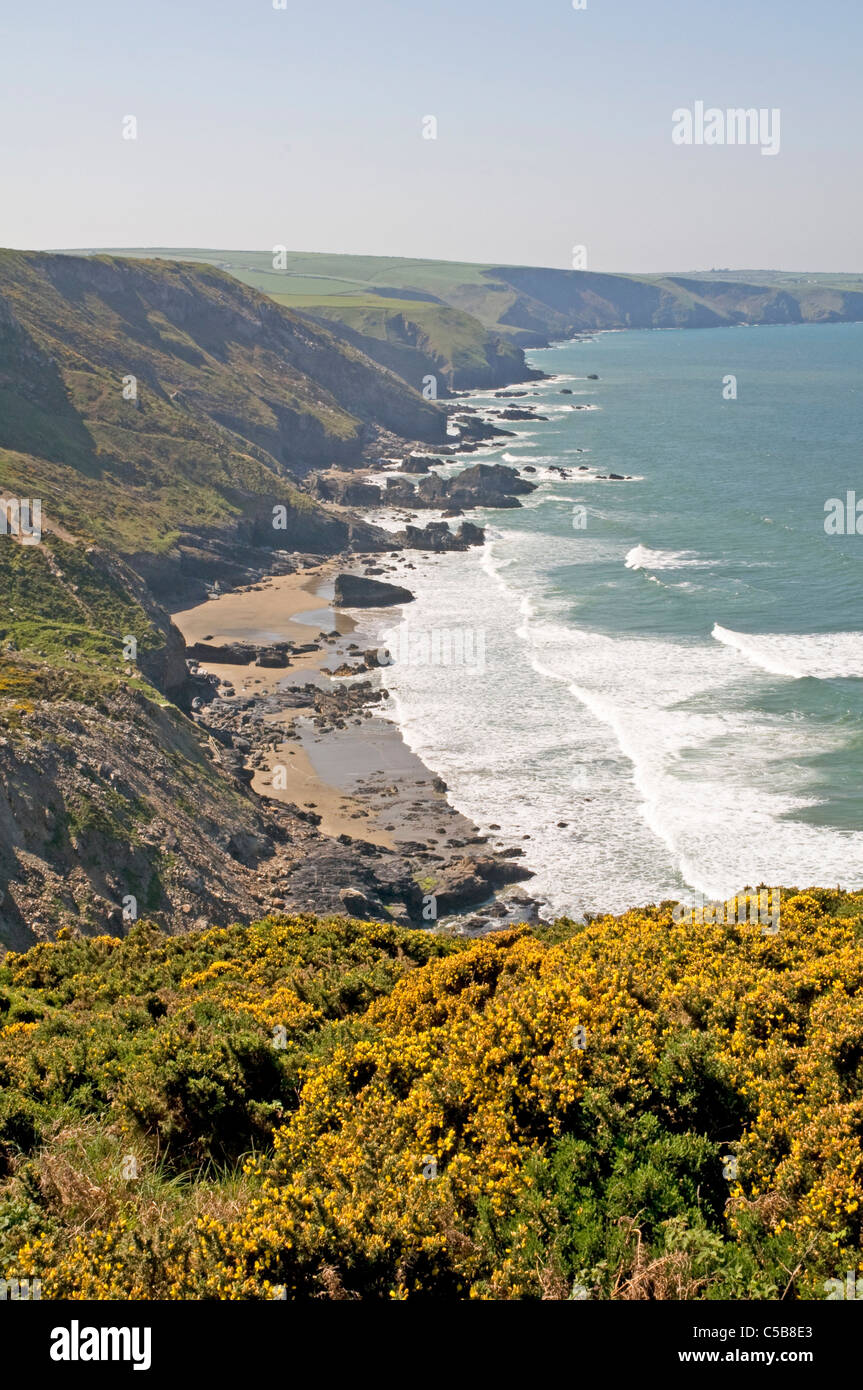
0;249;444;518
0;250;451;950
0;249;447;588
298;300;533;393
84;250;863;394
479;266;863;340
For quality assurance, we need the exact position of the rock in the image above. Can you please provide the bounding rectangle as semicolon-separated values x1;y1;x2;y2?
431;854;534;913
448;462;535;498
188;640;291;667
228;830;273;864
392;522;483;553
402;454;442;473
310;475;382;507
587;373;599;380
333;573;415;608
504;888;543;923
338;886;388;921
256;647;291;668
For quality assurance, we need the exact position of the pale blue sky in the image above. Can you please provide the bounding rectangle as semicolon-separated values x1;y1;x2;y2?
1;0;860;271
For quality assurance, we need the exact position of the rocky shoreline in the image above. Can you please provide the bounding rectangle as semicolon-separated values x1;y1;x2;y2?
169;372;629;934
170;391;564;933
175;575;541;933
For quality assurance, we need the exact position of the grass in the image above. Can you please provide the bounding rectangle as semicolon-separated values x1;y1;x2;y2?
80;247;863;340
0;249;440;560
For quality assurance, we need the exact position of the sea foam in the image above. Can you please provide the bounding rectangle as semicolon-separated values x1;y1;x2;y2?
712;624;863;679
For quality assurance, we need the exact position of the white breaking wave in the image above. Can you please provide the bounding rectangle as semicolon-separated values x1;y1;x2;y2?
359;339;863;917
712;625;863;679
367;533;863;916
500;452;588;465
626;544;715;571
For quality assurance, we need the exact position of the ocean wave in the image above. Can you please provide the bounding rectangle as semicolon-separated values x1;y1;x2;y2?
712;625;863;679
372;536;863;914
500;452;588;465
625;544;714;571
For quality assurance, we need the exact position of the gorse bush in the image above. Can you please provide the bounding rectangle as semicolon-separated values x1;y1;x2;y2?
1;892;862;1299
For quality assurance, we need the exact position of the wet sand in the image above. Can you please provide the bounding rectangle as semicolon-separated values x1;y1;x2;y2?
173;565;354;695
250;711;397;849
171;562;437;849
174;565;350;645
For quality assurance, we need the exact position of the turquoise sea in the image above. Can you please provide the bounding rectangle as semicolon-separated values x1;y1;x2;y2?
373;322;863;916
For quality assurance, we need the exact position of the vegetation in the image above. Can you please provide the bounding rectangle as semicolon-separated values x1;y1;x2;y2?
0;249;441;559
105;248;863;352
1;889;862;1299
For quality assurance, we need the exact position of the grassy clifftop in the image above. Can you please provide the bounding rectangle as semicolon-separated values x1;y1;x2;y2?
2;889;862;1299
94;249;863;358
279;293;528;391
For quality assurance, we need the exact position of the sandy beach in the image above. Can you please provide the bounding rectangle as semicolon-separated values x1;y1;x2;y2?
173;565;355;695
170;551;538;928
172;560;455;855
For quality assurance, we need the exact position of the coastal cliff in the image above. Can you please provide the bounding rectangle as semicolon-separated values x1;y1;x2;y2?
107;249;863;378
0;250;525;951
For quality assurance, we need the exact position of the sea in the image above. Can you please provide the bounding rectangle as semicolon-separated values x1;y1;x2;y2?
370;322;863;917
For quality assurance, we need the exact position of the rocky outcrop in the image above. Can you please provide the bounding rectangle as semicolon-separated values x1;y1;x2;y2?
430;855;534;914
309;476;384;507
454;463;536;497
401;454;442;473
391;521;485;552
381;462;536;512
333;574;415;608
187;641;295;668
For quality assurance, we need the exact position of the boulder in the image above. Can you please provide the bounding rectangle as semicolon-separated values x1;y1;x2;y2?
402;454;442;473
333;573;415;608
431;854;533;913
338;886;388;921
457;462;533;493
228;830;273;864
393;521;484;553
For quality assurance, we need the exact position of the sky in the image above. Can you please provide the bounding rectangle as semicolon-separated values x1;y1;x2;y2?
1;0;860;273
